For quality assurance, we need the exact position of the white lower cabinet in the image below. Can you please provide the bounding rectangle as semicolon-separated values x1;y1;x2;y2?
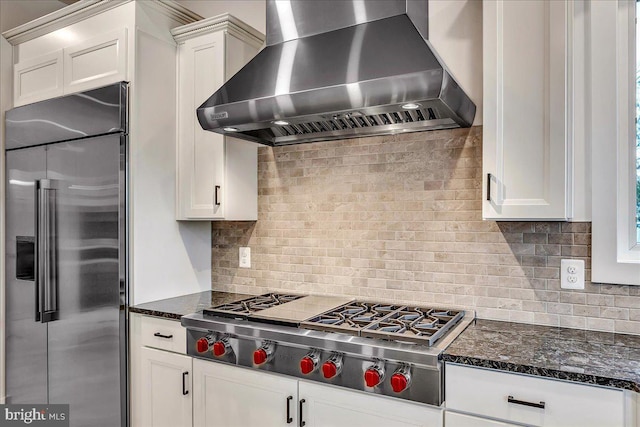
192;359;443;427
298;380;442;427
445;412;519;427
193;359;298;427
445;363;626;427
139;345;193;427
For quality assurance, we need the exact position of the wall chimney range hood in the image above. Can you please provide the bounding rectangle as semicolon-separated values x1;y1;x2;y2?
197;0;476;146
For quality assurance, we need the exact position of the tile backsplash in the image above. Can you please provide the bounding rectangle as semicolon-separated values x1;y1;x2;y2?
211;126;640;334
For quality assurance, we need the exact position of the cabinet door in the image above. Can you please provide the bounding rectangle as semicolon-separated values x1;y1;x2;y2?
176;31;226;220
298;381;442;427
483;0;569;220
446;412;519;427
140;347;193;427
193;360;298;427
63;28;127;95
14;51;64;107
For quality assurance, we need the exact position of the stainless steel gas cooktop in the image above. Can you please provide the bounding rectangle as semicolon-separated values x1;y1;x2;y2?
182;293;472;407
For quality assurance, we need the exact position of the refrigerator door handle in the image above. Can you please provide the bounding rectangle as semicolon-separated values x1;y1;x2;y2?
35;179;59;323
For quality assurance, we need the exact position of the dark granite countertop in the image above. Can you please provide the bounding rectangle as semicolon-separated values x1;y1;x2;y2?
442;319;640;392
129;291;252;320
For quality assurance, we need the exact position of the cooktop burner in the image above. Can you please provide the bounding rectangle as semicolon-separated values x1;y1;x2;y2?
302;302;403;334
301;302;463;346
361;307;463;346
204;293;304;319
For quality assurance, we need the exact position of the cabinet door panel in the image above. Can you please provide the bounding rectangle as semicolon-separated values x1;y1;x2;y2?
141;347;193;427
63;28;127;94
299;381;442;427
483;0;569;220
193;360;298;427
14;51;64;107
176;32;225;220
445;412;519;427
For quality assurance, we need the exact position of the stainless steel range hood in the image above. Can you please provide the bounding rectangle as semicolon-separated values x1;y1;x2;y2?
197;0;476;146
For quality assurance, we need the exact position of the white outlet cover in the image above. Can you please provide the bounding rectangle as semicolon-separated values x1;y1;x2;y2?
239;247;251;268
561;259;585;290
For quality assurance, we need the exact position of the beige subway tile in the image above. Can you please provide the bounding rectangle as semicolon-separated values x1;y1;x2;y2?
559;315;586;329
573;305;600;317
586;317;615;332
614;295;640;308
510;311;535;323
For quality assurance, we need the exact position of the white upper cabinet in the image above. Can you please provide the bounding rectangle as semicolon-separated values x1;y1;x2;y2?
482;0;573;220
13;28;127;107
13;51;63;106
173;15;263;221
62;28;127;94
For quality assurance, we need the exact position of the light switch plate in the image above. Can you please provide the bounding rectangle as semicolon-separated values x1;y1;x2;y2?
239;247;251;268
561;259;584;290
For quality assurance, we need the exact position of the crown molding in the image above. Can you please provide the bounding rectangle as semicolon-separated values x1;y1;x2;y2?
2;0;130;46
171;13;264;48
2;0;203;46
146;1;203;26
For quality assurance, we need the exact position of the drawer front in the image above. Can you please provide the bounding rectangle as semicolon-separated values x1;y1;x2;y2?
140;316;186;354
445;364;624;427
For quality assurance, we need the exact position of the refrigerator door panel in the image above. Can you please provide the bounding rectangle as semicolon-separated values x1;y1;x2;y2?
45;134;122;427
5;146;48;403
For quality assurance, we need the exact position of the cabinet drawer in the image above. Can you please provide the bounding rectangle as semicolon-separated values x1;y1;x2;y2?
445;364;624;427
140;316;186;354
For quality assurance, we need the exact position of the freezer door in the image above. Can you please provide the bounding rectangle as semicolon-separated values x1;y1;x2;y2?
5;146;48;403
45;134;123;427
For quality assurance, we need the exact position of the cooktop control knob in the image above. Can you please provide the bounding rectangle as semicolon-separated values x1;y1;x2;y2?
364;362;385;388
300;349;321;375
196;335;214;353
390;365;411;393
212;338;231;357
321;353;343;379
253;342;275;365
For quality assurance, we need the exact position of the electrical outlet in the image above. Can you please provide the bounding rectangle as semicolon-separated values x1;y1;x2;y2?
561;259;584;290
239;247;251;268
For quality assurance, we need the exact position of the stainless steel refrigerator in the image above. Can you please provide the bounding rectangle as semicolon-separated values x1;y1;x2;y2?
5;82;128;427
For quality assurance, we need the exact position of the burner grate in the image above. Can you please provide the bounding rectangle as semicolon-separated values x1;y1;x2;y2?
204;293;304;319
301;302;403;335
361;308;464;346
302;303;464;346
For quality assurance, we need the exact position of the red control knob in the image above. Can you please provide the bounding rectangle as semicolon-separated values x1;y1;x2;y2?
322;361;338;379
391;373;409;393
364;369;382;387
196;337;210;353
253;348;268;365
300;357;315;375
212;341;227;357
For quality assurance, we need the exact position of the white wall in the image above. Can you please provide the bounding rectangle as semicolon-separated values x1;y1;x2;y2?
429;0;483;125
